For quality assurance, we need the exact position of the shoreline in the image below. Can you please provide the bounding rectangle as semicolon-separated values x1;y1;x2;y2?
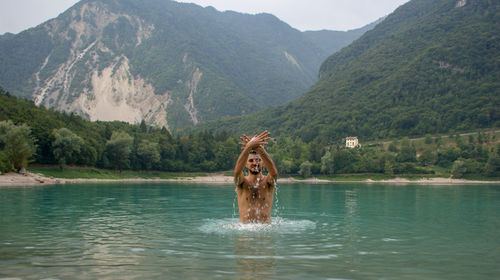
0;172;499;187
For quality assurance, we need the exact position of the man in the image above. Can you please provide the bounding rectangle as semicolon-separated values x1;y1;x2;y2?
234;131;278;223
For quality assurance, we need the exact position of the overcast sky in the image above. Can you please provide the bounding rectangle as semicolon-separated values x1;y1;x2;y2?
0;0;410;35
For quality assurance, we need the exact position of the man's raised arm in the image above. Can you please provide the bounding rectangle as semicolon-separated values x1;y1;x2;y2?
234;145;251;186
256;145;278;185
233;131;271;186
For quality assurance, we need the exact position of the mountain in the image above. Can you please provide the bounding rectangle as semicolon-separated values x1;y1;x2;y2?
303;18;383;55
0;0;374;131
196;0;499;143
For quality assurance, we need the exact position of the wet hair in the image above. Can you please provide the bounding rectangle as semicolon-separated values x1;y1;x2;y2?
249;150;258;155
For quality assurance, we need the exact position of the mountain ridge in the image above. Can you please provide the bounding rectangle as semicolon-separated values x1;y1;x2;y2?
0;0;376;131
193;0;499;142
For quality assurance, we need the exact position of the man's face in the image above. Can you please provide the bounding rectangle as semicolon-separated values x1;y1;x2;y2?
246;154;262;175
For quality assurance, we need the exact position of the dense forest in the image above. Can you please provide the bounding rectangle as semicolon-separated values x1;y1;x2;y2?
0;89;238;173
1;89;498;178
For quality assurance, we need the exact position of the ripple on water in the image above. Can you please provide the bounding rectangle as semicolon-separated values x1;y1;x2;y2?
130;248;145;252
382;238;401;242
199;217;316;234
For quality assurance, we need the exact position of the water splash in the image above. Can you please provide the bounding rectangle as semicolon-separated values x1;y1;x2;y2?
232;178;282;221
232;188;238;219
250;177;260;189
272;179;282;217
199;217;316;235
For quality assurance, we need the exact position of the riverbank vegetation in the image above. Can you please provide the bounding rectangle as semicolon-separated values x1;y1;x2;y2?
27;167;203;180
265;132;500;180
0;89;239;174
1;89;499;180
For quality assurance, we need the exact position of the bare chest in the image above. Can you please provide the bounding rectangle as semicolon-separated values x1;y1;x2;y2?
237;182;273;205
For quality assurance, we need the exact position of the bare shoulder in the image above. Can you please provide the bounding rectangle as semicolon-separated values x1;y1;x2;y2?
235;175;249;188
263;174;277;188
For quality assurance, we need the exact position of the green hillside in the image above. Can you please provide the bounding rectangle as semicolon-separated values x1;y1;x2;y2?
0;0;374;131
2;87;499;179
196;0;499;143
0;88;239;173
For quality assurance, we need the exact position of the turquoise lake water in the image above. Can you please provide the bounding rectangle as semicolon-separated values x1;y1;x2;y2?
1;182;499;279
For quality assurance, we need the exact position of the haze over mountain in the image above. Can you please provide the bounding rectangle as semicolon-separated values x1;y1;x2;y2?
303;18;383;55
0;0;375;131
198;0;499;142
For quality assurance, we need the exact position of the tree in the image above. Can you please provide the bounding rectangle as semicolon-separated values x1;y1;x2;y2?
214;138;238;170
451;159;467;178
52;128;84;170
105;131;133;172
485;145;500;177
396;138;416;162
331;149;355;173
418;149;437;166
384;159;394;176
0;121;36;171
388;141;399;153
139;120;147;133
299;161;312;178
437;146;460;167
321;150;334;174
136;139;160;170
77;143;98;166
0;151;10;173
280;159;293;175
477;132;483;144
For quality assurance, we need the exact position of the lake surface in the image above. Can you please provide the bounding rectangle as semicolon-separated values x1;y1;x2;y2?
1;182;499;279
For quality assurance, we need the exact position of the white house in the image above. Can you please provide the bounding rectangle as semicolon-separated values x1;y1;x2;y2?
346;136;359;148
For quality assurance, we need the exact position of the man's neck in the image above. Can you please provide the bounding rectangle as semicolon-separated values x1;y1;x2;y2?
247;173;263;185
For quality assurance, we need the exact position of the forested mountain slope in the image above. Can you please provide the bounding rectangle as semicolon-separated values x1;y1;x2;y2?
0;88;240;172
0;0;373;131
197;0;499;144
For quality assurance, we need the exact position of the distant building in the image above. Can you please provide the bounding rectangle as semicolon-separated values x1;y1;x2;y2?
346;137;359;148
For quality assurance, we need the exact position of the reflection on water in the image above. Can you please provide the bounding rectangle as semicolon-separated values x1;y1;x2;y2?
343;189;360;271
199;217;316;280
235;234;276;280
1;183;500;279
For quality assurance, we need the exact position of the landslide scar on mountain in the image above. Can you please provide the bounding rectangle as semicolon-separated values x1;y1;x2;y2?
184;67;203;125
74;57;170;129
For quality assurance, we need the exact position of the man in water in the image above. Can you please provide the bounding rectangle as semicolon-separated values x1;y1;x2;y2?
234;131;278;223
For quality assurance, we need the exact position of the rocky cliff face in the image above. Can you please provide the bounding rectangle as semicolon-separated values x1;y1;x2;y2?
0;0;374;131
31;1;171;128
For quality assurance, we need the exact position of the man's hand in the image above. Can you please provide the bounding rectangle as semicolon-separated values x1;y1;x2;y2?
234;130;278;187
239;131;271;150
238;134;250;149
